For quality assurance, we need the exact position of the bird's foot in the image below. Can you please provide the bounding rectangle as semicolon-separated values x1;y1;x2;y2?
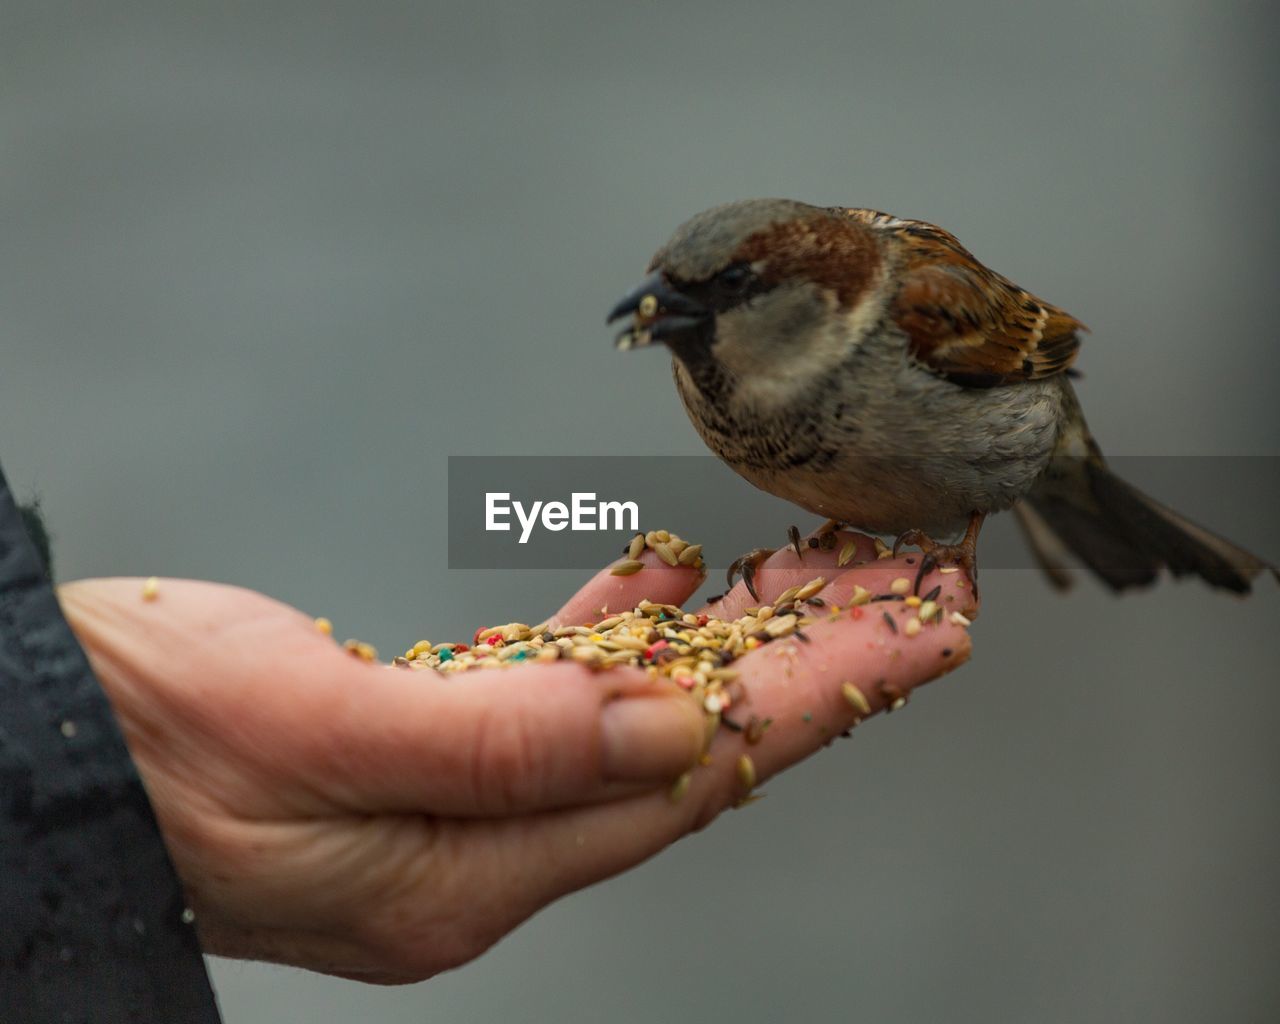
892;512;986;595
727;548;776;602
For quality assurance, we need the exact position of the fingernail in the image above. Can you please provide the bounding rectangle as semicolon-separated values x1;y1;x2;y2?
601;695;704;783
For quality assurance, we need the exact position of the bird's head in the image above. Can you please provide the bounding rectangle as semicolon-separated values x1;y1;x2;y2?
607;199;887;399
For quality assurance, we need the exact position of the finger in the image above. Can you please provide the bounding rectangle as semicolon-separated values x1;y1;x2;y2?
551;543;705;628
451;594;972;930
306;658;707;817
706;530;975;619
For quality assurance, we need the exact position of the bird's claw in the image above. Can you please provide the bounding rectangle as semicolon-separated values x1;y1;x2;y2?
727;548;776;602
891;511;986;599
787;525;804;559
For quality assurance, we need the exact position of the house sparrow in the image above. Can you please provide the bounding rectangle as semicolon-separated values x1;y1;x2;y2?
607;198;1275;594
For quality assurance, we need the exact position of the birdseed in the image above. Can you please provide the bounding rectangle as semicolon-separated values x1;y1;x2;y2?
744;715;772;745
736;753;757;791
344;639;379;662
611;529;706;576
381;552;972;798
841;681;872;716
141;577;160;601
678;543;703;566
653;542;679;567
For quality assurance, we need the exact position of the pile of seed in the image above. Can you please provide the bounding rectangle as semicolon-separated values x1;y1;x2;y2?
608;528;705;577
395;576;834;721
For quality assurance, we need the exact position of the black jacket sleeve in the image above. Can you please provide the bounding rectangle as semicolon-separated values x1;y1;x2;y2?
0;464;221;1022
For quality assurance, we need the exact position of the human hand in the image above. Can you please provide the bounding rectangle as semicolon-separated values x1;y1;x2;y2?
58;530;972;983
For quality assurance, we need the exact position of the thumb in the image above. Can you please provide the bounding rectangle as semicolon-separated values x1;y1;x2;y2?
311;658;708;817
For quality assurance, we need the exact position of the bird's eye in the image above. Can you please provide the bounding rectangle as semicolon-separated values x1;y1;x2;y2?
716;263;753;291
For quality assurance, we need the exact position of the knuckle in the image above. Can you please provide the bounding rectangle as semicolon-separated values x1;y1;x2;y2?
467;703;549;811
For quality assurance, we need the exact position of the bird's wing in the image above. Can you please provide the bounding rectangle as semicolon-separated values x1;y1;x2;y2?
842;208;1087;388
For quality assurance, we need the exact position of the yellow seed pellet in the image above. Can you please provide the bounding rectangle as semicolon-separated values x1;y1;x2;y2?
904;595;922;608
904;617;922;637
314;616;334;636
141;577;160;601
889;577;911;596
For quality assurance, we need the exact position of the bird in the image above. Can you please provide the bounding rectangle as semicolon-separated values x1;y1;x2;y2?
606;198;1275;598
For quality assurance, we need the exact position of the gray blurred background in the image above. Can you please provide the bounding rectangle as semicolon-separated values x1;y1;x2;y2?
3;1;1278;1021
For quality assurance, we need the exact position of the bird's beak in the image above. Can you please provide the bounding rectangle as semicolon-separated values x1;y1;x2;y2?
607;272;710;352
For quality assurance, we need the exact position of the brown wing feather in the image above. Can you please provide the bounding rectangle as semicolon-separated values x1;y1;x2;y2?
841;209;1087;388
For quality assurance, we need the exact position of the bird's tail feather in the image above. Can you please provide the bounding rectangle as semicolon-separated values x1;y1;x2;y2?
1021;461;1276;594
